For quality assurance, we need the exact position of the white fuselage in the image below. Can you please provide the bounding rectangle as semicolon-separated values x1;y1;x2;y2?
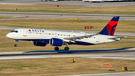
6;28;120;45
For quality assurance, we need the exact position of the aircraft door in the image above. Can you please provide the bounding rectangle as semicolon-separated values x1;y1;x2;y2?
96;36;99;42
55;33;57;37
23;29;27;37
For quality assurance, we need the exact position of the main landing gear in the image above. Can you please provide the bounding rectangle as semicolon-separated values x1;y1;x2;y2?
64;47;69;51
14;40;19;47
54;46;59;51
54;43;69;51
64;43;69;51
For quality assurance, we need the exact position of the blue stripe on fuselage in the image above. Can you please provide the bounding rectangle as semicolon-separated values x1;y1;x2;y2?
20;39;50;43
74;41;94;45
19;39;94;45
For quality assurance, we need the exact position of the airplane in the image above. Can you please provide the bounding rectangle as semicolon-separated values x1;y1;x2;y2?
6;16;121;51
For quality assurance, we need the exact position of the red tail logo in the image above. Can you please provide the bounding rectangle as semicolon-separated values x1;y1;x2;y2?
99;16;120;36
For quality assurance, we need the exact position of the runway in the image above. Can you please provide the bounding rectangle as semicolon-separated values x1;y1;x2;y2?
65;72;135;76
0;48;135;60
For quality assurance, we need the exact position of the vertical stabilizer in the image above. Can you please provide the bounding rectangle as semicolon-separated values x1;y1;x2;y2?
99;16;120;36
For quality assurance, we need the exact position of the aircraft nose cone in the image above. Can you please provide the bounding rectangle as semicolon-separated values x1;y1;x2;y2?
6;33;13;38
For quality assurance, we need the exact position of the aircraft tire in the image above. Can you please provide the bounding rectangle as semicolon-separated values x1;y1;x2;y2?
54;47;59;51
64;47;69;51
14;44;18;47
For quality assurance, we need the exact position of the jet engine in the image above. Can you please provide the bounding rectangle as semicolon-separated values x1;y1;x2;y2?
33;41;47;46
49;38;63;46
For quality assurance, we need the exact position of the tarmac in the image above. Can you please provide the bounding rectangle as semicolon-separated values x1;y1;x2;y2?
0;0;135;7
65;72;135;76
0;48;135;60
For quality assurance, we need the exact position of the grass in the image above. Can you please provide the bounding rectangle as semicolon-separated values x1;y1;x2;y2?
0;16;20;19
0;19;135;33
0;4;135;15
0;16;11;19
0;57;135;76
0;30;135;52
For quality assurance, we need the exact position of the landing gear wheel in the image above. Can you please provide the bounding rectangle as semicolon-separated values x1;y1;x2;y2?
14;40;19;47
54;47;59;51
14;44;18;47
64;47;69;51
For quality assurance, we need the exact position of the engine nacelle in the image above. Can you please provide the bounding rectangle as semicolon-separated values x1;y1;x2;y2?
49;38;63;46
33;41;47;46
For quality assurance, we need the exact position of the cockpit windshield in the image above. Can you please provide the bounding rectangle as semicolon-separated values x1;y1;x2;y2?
10;30;18;33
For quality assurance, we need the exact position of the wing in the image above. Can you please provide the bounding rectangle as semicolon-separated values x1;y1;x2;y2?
63;33;98;41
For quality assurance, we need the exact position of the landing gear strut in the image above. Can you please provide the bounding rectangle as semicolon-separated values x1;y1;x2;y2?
54;46;59;51
64;43;69;51
14;40;19;47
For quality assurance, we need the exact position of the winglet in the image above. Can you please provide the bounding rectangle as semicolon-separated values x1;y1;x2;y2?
99;16;120;36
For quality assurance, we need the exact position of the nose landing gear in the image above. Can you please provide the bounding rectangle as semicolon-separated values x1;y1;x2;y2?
14;40;19;47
